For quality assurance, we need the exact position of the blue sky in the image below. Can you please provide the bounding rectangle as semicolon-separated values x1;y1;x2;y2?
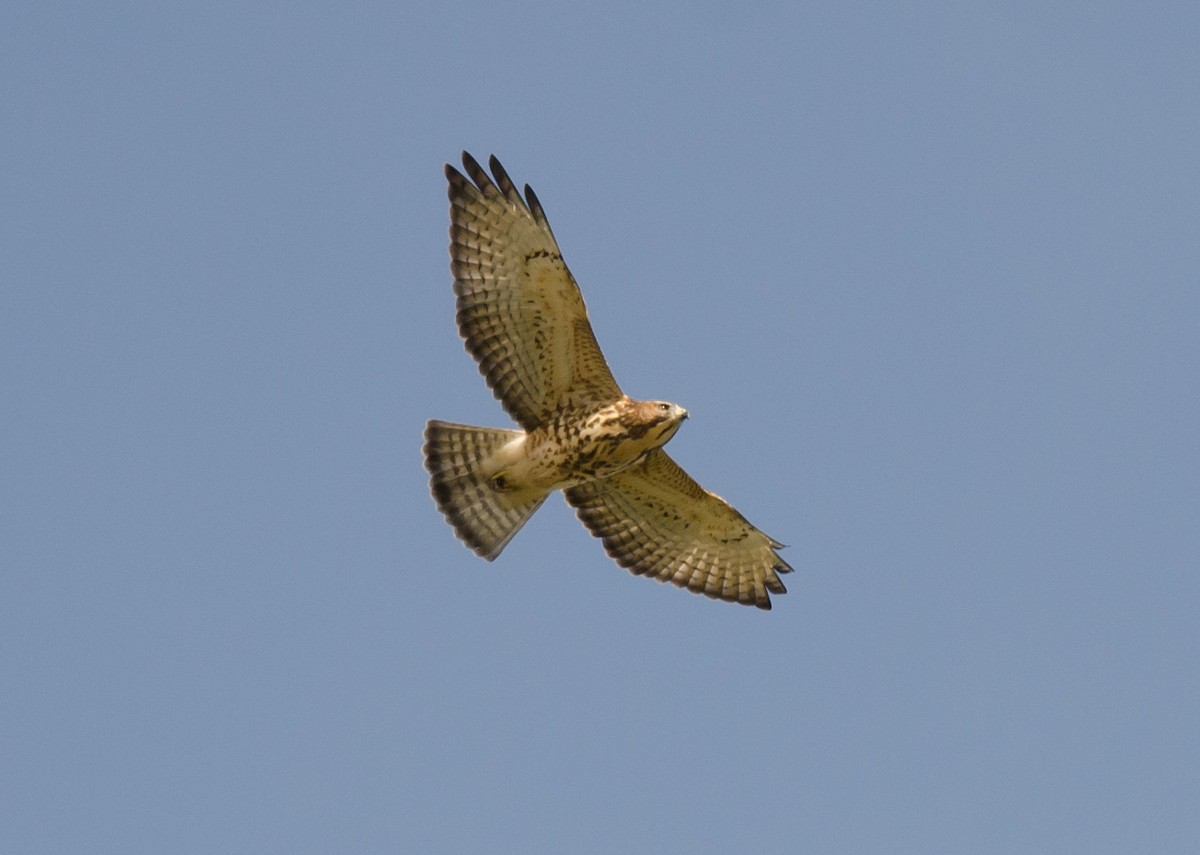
3;2;1198;852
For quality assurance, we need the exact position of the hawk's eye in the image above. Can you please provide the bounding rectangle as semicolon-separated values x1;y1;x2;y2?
658;403;670;412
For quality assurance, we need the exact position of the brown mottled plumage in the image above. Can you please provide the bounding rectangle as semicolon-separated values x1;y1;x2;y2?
423;153;792;609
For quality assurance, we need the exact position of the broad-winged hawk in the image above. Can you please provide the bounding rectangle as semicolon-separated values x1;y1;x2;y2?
423;153;792;609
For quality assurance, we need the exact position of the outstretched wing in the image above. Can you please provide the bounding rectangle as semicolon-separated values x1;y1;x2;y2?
564;450;792;610
446;152;623;430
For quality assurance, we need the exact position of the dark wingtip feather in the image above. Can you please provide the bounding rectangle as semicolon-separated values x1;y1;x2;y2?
487;154;509;184
461;149;483;174
524;183;553;232
444;163;472;207
487;154;526;209
459;150;494;194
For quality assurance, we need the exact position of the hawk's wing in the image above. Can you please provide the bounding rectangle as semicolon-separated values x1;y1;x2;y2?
446;152;623;430
564;450;792;610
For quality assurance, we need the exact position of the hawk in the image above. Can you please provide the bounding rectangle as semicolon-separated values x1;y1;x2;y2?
423;152;792;609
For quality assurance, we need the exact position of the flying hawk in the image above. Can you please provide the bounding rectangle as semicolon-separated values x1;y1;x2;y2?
423;153;792;609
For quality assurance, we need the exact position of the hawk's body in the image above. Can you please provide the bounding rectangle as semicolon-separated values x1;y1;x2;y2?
424;153;792;609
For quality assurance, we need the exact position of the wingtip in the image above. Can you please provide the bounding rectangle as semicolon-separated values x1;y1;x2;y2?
445;161;472;202
486;155;526;208
457;150;494;194
524;183;550;229
461;149;483;173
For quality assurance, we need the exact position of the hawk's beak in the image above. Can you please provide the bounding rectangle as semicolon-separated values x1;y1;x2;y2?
679;408;689;420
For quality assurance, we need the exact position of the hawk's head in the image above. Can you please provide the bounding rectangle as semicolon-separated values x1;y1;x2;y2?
620;400;688;446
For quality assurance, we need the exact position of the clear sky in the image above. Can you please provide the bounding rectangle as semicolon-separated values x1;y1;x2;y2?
3;2;1198;852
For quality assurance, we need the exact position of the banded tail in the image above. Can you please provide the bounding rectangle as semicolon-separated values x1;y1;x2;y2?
422;420;548;559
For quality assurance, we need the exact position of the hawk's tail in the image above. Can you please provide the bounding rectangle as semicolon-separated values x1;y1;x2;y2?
423;420;548;560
